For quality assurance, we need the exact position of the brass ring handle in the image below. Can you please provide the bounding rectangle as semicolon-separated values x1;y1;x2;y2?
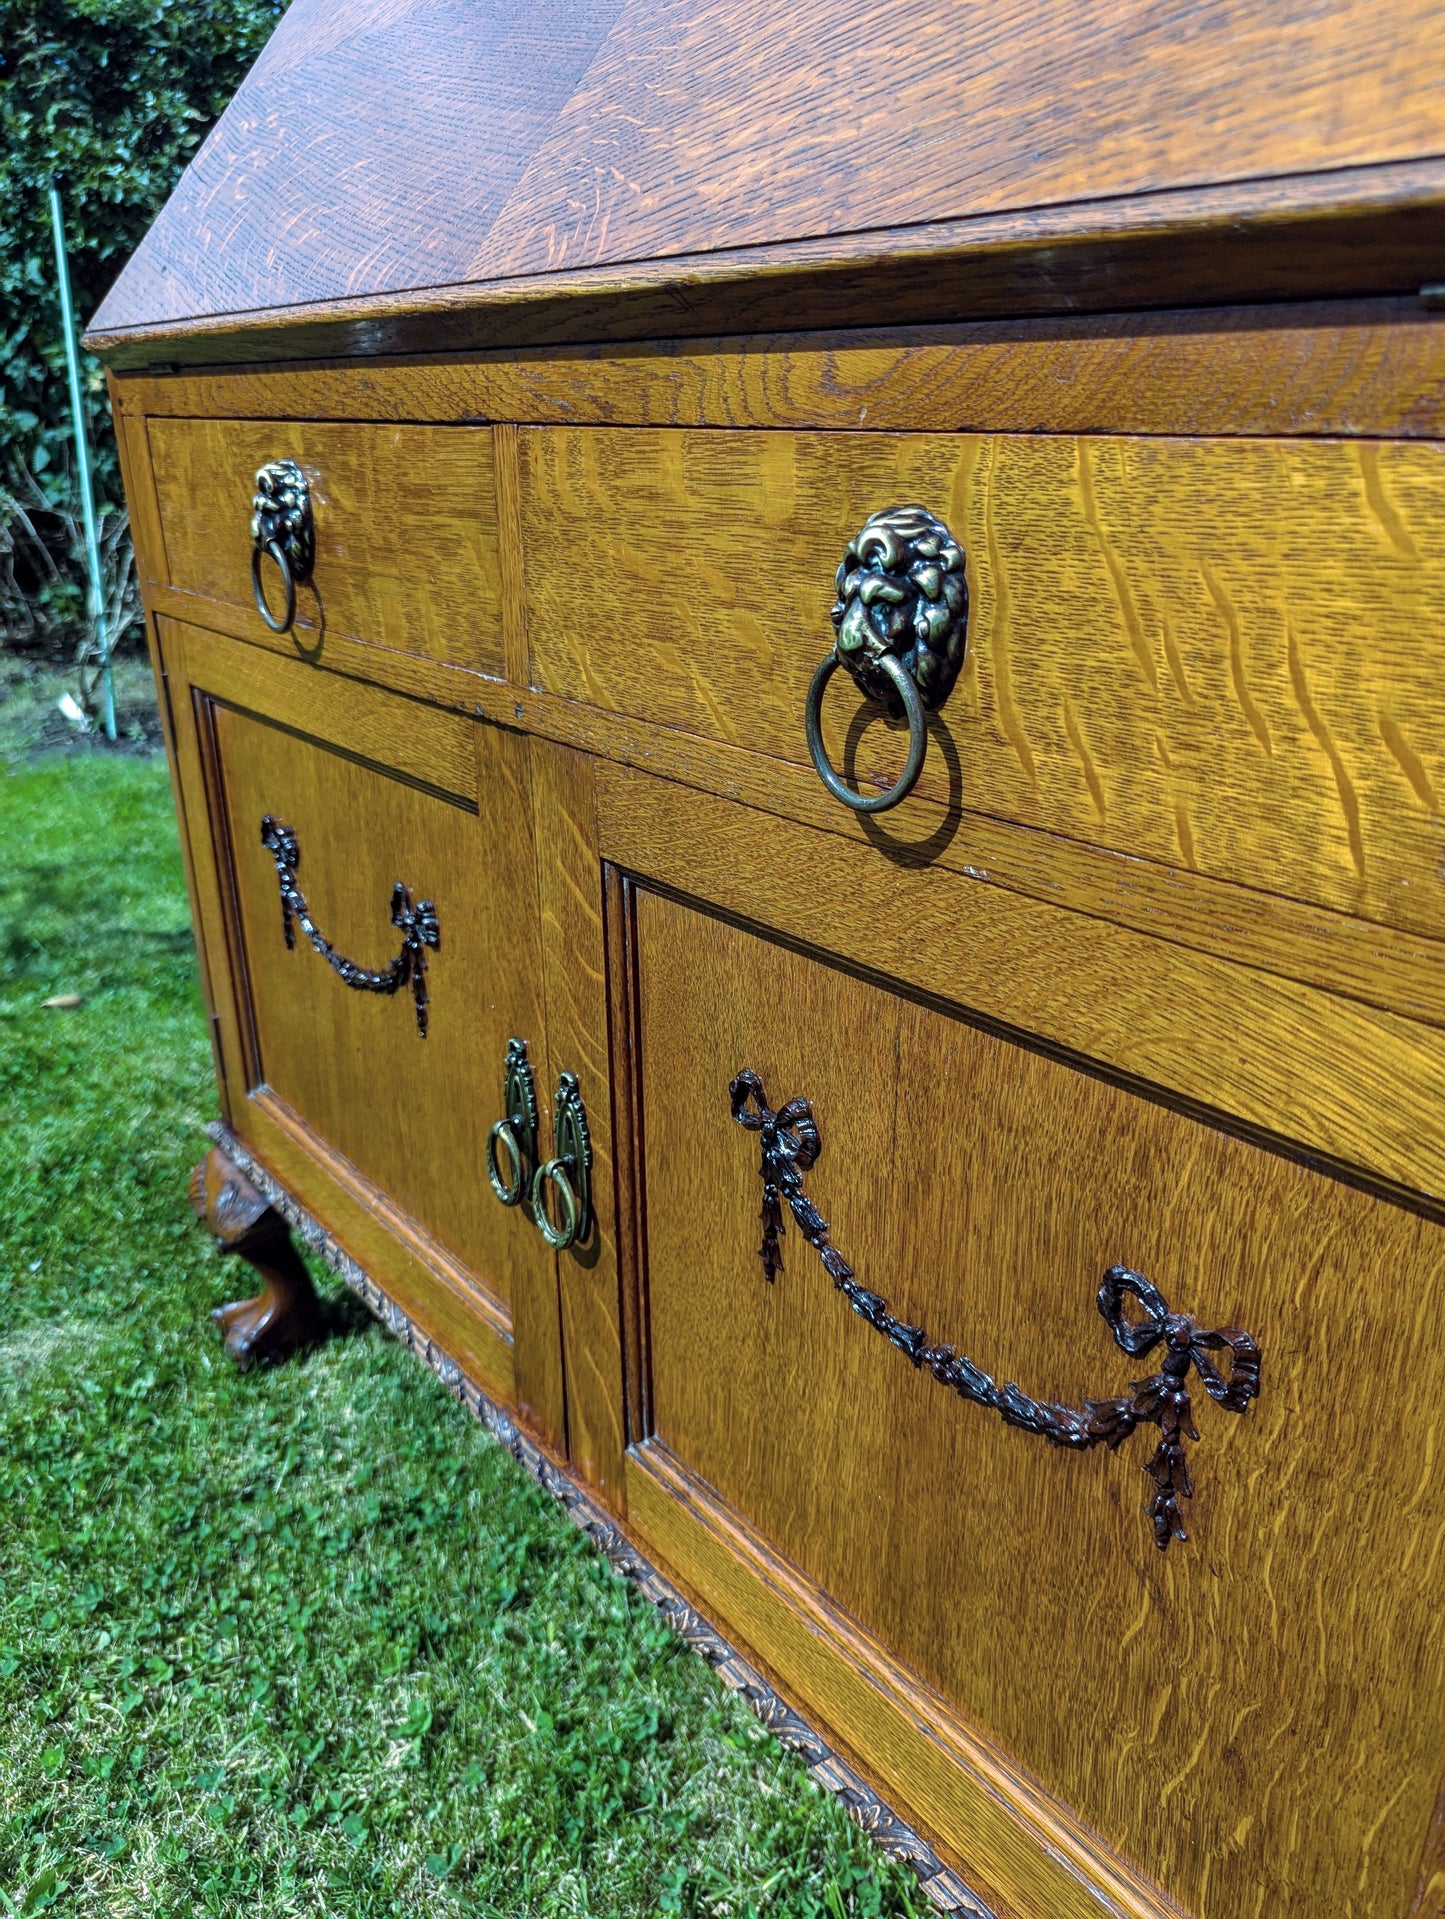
531;1158;580;1250
486;1119;526;1207
250;459;314;638
487;1037;539;1209
805;649;926;813
807;504;969;815
251;538;296;633
530;1070;592;1251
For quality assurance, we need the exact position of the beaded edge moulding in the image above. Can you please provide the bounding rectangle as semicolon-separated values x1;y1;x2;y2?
206;1122;993;1919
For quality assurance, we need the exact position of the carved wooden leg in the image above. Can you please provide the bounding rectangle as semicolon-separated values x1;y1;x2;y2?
191;1146;325;1368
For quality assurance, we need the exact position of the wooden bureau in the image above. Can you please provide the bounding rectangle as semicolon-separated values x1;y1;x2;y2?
88;4;1445;1914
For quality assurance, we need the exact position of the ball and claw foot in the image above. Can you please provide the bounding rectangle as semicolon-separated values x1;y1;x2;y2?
191;1147;326;1369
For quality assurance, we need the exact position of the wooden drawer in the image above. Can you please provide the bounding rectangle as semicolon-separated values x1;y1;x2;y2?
162;620;562;1415
601;765;1445;1919
148;417;505;674
520;425;1445;943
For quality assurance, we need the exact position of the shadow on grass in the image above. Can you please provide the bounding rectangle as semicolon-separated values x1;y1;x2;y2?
1;854;197;993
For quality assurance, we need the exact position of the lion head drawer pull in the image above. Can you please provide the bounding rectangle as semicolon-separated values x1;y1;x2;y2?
259;815;439;1037
730;1069;1261;1549
531;1072;593;1251
487;1036;540;1207
250;459;315;633
804;505;968;813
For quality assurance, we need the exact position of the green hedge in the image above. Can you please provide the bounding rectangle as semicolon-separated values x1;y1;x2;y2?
1;0;284;651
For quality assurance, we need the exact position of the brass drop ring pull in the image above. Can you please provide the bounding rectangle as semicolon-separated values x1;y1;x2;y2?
531;1157;580;1250
487;1038;539;1207
805;649;926;813
251;540;296;633
250;459;314;636
487;1119;526;1206
805;504;969;814
531;1071;593;1251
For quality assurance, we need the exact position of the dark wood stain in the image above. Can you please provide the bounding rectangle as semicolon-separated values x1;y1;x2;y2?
86;0;1445;364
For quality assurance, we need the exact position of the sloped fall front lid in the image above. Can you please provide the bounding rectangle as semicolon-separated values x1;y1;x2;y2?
89;0;1445;362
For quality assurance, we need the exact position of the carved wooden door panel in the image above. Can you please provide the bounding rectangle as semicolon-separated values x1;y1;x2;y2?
162;616;564;1443
602;766;1445;1919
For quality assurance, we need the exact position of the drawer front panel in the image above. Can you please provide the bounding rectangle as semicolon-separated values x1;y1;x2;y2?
209;699;538;1312
149;416;504;673
521;425;1445;941
629;879;1445;1919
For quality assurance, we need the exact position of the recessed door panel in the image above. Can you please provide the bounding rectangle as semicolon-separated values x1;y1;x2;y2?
632;882;1445;1919
211;700;542;1313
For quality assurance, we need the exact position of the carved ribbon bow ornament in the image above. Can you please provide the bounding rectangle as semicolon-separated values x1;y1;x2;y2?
260;815;440;1038
730;1069;1262;1549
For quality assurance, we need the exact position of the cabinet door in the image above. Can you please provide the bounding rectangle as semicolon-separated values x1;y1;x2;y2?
599;763;1445;1919
162;617;564;1443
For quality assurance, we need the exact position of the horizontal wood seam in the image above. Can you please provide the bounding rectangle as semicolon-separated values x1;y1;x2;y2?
154;595;1445;1036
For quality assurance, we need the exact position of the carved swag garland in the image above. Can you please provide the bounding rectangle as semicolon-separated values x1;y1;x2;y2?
260;816;439;1038
729;1070;1262;1549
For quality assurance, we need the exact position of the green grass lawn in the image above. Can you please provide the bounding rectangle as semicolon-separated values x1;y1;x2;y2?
0;744;926;1918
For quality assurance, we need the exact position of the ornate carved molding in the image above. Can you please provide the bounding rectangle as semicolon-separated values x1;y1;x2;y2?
206;1120;994;1918
831;503;969;713
250;459;314;583
260;814;439;1037
730;1069;1262;1550
249;459;314;633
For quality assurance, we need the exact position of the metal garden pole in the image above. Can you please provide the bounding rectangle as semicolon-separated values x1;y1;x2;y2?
48;183;116;742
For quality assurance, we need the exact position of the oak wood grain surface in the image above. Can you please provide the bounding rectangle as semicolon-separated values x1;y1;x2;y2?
604;870;650;1455
526;743;627;1504
159;625;524;1404
113;409;233;1119
160;619;472;1181
596;763;1445;1222
210;704;544;1308
160;620;572;1436
523;425;1445;942
147;417;504;675
631;884;1445;1919
140;583;1445;1037
628;1450;1173;1919
476;0;1445;278
232;1092;518;1406
492;423;532;687
112;301;1445;440
85;160;1445;370
88;0;1445;339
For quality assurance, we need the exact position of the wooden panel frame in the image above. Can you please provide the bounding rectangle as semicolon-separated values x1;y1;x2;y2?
604;863;1173;1917
113;406;236;1118
112;299;1445;441
160;614;548;1415
144;413;506;679
627;1444;1176;1919
518;423;1445;948
593;760;1445;1212
527;742;627;1505
607;848;1445;1919
122;591;1445;1039
84;158;1445;369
